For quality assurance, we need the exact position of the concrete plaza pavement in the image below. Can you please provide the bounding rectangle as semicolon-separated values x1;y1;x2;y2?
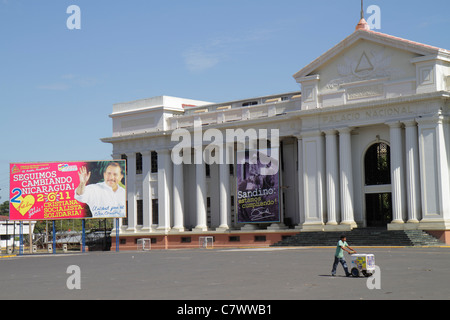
1;246;450;300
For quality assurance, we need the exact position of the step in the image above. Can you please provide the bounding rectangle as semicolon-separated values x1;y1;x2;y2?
272;229;444;247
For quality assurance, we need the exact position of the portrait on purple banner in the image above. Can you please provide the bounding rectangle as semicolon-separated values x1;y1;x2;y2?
236;148;280;224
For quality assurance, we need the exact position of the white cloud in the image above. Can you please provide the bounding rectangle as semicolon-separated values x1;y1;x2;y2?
182;26;280;73
183;49;221;73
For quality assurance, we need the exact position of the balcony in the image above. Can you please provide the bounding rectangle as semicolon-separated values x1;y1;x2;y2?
169;92;301;130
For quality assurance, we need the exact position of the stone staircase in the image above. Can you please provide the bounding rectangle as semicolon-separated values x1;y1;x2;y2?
271;228;444;247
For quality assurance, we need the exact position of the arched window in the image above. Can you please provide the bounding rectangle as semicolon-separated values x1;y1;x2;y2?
364;142;392;227
364;142;391;186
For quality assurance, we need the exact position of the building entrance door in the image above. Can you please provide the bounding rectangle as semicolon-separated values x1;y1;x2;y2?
364;142;392;227
365;193;392;227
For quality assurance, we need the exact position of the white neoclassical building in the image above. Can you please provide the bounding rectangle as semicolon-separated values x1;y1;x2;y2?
102;19;450;248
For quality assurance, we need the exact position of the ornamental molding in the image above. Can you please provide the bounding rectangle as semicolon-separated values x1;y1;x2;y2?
325;49;405;90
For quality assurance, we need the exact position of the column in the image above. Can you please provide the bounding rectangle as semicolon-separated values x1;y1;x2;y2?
404;120;421;224
126;152;137;232
217;143;231;231
299;131;326;231
194;161;208;231
156;149;172;232
141;150;153;232
295;137;305;228
338;127;356;228
325;130;340;226
172;160;185;232
388;121;406;225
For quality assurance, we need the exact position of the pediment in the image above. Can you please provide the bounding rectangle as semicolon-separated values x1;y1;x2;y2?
294;29;446;81
293;29;450;108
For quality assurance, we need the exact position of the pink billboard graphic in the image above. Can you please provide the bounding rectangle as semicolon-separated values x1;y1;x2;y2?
9;160;126;221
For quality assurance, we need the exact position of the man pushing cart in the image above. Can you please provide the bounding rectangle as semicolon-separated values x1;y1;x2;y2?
331;235;356;277
331;235;376;277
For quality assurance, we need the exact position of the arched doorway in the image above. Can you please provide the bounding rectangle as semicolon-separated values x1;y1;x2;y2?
364;142;392;227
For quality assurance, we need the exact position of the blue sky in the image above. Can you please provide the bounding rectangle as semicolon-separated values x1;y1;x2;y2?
1;0;450;202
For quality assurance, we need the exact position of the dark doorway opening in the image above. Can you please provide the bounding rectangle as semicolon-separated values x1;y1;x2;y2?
364;142;392;227
365;193;392;227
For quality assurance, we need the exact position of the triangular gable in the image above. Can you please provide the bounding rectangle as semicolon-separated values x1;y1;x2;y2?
293;28;450;109
293;29;449;80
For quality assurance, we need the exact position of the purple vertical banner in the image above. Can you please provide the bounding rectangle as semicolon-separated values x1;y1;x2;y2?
236;148;280;224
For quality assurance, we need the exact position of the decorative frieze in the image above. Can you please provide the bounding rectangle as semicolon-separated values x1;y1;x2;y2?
321;105;414;125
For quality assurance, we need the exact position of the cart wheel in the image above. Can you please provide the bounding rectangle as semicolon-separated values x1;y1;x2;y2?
363;272;372;277
351;268;360;277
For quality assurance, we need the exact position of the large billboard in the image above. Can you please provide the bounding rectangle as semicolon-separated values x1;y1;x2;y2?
236;148;280;224
9;160;127;221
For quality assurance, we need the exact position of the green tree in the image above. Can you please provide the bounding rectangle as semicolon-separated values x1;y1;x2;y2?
0;201;9;216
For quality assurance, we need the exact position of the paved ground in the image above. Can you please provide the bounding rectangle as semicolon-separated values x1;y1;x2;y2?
1;246;450;301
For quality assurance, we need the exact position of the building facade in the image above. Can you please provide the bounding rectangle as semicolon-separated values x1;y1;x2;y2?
0;216;34;251
102;20;450;248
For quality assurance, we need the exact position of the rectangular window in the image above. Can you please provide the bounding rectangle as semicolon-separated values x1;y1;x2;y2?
181;237;191;243
229;236;240;242
121;154;128;174
122;201;128;226
242;101;257;107
207;197;211;226
137;199;143;225
151;151;158;173
152;199;158;225
136;153;142;174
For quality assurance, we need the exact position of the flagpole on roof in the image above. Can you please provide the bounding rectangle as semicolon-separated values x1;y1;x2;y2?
361;0;364;19
355;0;370;31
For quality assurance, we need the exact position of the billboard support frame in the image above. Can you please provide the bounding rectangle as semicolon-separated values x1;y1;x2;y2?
19;221;23;256
82;219;86;253
52;220;56;254
115;218;119;252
